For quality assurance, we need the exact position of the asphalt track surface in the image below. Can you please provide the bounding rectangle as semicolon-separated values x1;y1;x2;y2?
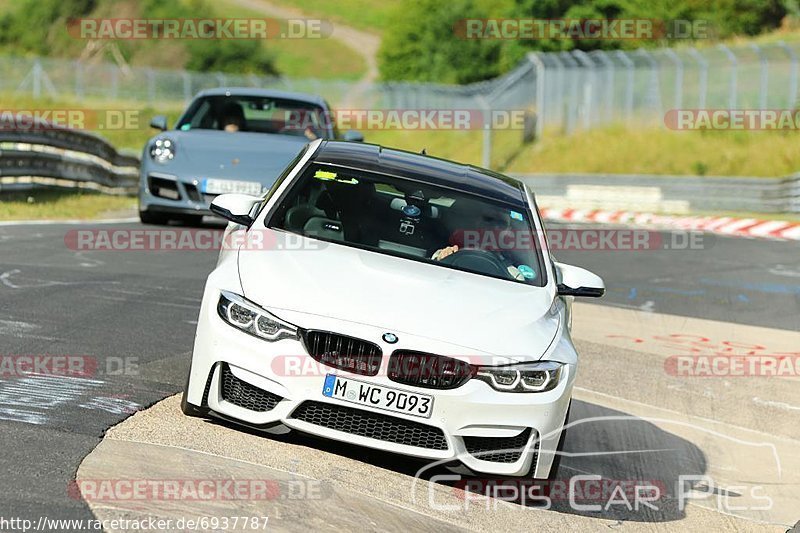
0;219;797;530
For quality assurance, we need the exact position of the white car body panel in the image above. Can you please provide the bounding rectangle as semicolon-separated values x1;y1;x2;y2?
185;141;601;478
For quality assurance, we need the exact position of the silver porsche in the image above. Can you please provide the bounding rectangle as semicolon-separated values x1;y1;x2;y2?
138;87;362;225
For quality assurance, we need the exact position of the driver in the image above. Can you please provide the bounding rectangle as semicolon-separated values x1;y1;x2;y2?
220;103;245;132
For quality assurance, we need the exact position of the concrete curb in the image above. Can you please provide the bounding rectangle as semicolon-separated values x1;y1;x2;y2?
540;208;800;240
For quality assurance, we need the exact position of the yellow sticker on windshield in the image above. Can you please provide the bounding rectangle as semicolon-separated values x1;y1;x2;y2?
314;170;337;180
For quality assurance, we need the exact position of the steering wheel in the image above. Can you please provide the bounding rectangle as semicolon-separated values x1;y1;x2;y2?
438;249;511;279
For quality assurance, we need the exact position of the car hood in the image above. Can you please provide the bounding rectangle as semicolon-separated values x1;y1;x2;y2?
238;230;560;360
150;130;308;183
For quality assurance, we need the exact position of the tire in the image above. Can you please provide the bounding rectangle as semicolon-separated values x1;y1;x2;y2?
139;209;169;225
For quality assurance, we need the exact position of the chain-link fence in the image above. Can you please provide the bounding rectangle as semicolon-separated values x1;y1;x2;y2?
3;41;800;169
526;41;800;137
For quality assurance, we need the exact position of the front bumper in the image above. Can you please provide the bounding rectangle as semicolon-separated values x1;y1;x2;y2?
186;288;575;478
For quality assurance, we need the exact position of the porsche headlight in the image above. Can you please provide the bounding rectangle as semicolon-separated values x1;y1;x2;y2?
217;290;298;342
150;137;175;163
473;361;563;393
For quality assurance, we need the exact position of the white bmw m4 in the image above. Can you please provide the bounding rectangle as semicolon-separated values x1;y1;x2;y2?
182;139;605;480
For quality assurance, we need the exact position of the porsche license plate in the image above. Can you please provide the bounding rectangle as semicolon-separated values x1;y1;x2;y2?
202;179;263;196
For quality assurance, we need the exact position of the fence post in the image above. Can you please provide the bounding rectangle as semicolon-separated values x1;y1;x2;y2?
572;50;596;130
111;66;119;100
614;51;634;123
718;44;737;109
548;53;565;131
527;53;545;140
32;60;42;99
182;71;192;103
74;60;84;100
778;41;798;108
590;50;615;125
663;48;683;110
147;68;156;103
687;48;708;109
559;51;579;134
477;95;492;169
634;49;661;121
750;44;768;109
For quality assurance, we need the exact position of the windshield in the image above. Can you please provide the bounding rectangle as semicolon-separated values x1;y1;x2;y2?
267;163;545;286
176;95;328;139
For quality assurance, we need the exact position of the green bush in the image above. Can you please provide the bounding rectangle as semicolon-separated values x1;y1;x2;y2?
378;0;789;84
0;0;276;75
378;0;505;84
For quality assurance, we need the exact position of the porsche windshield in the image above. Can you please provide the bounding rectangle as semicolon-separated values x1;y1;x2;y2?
268;163;545;286
176;95;328;138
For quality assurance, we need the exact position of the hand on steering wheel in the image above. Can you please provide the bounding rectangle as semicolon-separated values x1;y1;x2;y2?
435;247;515;280
432;244;459;261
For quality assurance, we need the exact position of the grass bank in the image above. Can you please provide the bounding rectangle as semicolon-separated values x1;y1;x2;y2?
0;190;136;221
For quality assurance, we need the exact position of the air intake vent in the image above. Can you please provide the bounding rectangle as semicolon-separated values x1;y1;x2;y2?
291;401;448;450
464;429;534;463
148;175;181;200
220;364;282;412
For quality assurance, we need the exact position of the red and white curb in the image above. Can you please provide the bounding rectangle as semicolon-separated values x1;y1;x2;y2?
540;208;800;241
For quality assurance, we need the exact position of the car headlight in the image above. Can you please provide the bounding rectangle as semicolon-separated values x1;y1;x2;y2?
150;137;175;163
473;361;564;393
217;290;298;342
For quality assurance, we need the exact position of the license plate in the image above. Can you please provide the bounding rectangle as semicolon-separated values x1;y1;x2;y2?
322;374;433;419
202;179;263;195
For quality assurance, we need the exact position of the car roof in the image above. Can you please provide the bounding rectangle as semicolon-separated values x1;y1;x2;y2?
194;87;327;106
312;141;528;208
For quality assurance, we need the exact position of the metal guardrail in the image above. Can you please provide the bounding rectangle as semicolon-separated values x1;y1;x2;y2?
0;122;139;194
515;173;800;214
1;120;797;215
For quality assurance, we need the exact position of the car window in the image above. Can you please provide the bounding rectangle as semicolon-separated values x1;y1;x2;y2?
251;144;310;220
176;95;328;139
267;163;545;286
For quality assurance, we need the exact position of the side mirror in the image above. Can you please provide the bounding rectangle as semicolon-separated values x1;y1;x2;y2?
150;115;168;131
343;130;364;142
210;193;259;226
555;262;605;297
